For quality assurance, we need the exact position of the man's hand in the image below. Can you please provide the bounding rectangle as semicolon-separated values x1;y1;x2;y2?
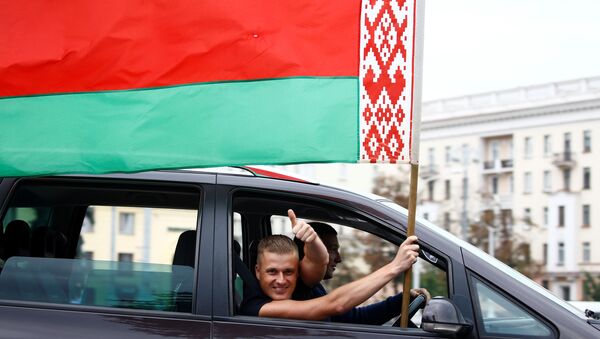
288;209;328;286
392;235;419;274
288;209;317;243
409;287;431;303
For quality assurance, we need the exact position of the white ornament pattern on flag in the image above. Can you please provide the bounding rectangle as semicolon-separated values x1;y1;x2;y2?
359;0;415;163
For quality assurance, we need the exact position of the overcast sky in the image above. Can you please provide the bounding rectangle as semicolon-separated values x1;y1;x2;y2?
422;0;600;101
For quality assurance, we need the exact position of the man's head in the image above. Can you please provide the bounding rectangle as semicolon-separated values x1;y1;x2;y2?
298;222;342;280
255;235;299;300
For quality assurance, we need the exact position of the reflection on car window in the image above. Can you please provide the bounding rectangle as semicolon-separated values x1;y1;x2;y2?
473;277;552;337
0;180;200;313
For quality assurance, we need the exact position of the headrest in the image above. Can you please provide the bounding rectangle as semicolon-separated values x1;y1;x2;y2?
173;230;196;268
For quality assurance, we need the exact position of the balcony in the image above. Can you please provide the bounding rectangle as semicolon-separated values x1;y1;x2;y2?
482;159;513;174
552;152;576;169
419;165;439;180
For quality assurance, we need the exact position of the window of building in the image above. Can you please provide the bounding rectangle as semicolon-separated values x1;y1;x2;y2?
445;146;452;164
563;169;571;191
561;285;571;301
443;212;451;230
583;130;591;153
558;242;565;265
542;243;547;265
543;206;548;227
491;176;499;195
118;252;133;262
462;177;468;199
524;208;531;224
119;212;135;235
428;147;435;165
583;242;591;263
444;179;451;199
583;204;590;227
524;172;532;194
558;206;565;227
543;170;551;192
428;180;435;201
543;135;551;156
0;179;201;314
564;132;572;153
491;141;499;162
524;137;532;159
583;167;591;190
509;174;514;193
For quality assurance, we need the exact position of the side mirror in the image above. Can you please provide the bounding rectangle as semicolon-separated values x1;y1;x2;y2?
421;297;472;337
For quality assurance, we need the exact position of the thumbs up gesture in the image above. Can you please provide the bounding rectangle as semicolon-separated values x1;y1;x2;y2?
288;209;317;243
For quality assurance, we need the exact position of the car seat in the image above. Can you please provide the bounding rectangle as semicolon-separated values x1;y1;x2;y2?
172;230;196;312
2;219;31;261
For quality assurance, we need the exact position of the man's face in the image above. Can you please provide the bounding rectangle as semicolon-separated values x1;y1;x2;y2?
255;251;298;300
321;233;342;280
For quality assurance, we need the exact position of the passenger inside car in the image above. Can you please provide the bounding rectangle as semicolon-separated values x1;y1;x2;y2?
293;221;430;325
240;209;421;321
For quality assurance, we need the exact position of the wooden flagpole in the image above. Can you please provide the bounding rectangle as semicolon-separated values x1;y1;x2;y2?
400;163;419;327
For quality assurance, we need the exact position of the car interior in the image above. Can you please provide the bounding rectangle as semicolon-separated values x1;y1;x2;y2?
0;178;201;313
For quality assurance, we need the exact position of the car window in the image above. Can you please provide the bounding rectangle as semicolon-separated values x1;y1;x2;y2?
232;191;449;329
471;276;554;338
0;179;201;313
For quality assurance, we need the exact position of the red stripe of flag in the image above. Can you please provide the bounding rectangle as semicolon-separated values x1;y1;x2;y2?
0;1;360;97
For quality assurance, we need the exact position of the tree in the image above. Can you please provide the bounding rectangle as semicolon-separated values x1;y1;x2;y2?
372;171;409;208
583;272;600;301
470;209;541;279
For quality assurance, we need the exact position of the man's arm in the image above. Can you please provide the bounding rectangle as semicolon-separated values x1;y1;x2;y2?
258;236;419;321
288;209;328;287
332;288;431;325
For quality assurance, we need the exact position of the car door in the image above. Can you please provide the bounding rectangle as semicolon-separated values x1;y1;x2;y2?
0;172;215;339
211;175;453;338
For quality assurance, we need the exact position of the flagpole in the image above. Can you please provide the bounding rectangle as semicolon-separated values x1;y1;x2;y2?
400;163;419;327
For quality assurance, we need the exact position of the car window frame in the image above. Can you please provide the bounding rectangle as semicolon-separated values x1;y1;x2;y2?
221;185;452;336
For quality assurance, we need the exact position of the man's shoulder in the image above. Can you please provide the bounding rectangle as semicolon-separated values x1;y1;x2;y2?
240;280;271;316
292;280;327;300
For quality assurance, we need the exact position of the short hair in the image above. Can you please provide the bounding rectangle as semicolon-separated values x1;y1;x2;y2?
309;222;337;237
294;222;337;260
257;235;298;264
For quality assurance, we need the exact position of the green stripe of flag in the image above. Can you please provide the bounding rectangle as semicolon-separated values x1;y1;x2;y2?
0;77;358;176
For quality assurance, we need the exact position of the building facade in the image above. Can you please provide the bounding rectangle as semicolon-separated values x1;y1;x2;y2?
417;76;600;301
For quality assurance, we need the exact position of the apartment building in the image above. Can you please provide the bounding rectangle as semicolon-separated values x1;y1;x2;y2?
418;76;600;301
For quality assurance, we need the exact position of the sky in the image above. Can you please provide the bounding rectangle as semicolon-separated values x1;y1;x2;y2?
422;0;600;101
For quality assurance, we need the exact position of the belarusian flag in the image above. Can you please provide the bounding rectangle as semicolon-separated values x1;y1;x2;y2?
0;0;423;177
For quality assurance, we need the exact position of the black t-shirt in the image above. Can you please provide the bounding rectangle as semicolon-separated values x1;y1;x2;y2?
239;279;271;316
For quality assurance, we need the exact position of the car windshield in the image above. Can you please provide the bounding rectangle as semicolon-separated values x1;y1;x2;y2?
380;200;585;319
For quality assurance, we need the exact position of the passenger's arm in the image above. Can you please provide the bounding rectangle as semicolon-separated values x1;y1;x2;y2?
332;288;431;325
288;209;328;287
259;236;419;321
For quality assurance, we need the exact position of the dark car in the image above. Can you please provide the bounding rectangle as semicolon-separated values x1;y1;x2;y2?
0;168;598;338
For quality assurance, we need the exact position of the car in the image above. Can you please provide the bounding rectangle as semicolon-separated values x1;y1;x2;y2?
0;168;598;338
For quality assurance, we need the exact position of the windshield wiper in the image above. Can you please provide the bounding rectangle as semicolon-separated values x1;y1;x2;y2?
585;309;600;320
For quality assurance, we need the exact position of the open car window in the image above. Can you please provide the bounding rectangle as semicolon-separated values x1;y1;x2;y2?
231;190;448;329
0;178;201;314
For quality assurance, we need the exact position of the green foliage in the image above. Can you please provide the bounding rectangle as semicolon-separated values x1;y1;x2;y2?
583;272;600;301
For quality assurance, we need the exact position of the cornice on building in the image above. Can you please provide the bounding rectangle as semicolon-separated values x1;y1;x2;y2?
421;76;600;131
